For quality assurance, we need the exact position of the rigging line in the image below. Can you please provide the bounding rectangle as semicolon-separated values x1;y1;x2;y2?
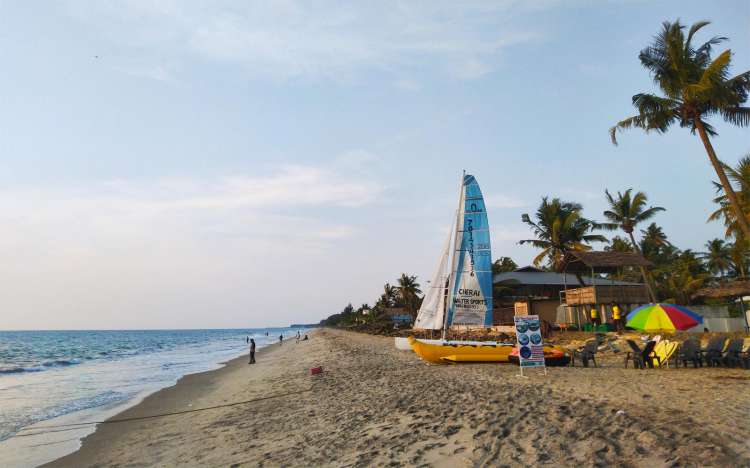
14;386;314;436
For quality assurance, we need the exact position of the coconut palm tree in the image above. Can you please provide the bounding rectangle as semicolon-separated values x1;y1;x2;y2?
708;154;750;238
605;236;634;253
519;197;606;272
602;189;664;301
729;239;749;279
381;283;398;307
700;238;733;277
492;257;518;274
610;20;750;238
640;223;678;268
640;223;671;250
397;274;422;319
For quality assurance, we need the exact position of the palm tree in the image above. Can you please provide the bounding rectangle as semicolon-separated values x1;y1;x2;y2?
640;223;671;250
602;189;664;301
492;257;518;274
640;223;678;267
396;274;422;319
610;20;750;239
605;236;633;253
700;238;733;277
519;197;606;272
708;154;750;238
381;283;397;308
729;239;749;279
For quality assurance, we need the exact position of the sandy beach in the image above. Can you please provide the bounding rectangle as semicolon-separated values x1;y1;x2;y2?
46;329;750;467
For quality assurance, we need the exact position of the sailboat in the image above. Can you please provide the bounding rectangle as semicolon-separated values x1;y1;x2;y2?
407;172;516;363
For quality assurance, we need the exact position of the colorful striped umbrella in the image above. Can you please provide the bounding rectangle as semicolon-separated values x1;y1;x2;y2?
625;303;703;331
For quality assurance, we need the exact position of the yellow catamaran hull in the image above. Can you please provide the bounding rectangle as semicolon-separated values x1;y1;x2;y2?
408;337;515;363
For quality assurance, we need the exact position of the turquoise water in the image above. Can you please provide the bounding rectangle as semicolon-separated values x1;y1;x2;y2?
0;328;298;444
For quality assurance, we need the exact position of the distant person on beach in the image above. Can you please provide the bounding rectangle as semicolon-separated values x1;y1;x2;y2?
590;307;599;326
279;334;283;345
248;338;256;364
302;334;309;341
246;336;249;344
612;303;623;333
296;331;300;343
265;331;269;336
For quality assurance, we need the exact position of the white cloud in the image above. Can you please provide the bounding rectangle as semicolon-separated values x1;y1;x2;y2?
63;0;548;82
0;164;384;269
485;194;526;209
0;164;385;329
394;78;421;91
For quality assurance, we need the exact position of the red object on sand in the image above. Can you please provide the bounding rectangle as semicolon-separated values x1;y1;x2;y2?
310;366;323;375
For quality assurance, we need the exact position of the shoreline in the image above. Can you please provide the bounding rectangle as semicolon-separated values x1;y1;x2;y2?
44;338;287;467
45;329;750;466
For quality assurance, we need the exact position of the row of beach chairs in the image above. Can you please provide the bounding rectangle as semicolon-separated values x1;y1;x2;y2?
570;337;749;369
669;337;748;368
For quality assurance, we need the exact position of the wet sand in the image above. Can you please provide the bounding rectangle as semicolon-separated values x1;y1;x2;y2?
47;329;750;467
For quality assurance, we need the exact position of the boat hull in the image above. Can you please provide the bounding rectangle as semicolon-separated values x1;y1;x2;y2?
508;345;570;367
408;337;515;363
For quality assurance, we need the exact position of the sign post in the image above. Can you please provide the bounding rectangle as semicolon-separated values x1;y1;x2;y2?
513;314;547;376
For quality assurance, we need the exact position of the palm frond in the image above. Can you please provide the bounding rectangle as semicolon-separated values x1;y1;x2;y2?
721;106;750;127
610;115;644;145
685;20;711;50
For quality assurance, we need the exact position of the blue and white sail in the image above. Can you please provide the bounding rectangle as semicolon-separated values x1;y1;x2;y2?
446;174;493;327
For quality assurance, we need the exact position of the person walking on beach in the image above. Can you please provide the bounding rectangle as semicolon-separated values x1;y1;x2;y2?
279;334;283;346
296;330;300;343
248;338;256;364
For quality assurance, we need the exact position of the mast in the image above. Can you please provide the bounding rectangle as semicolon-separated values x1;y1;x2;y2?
442;170;465;340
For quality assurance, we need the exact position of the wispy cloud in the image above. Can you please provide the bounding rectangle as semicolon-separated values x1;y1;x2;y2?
63;0;549;82
485;194;527;209
0;165;382;251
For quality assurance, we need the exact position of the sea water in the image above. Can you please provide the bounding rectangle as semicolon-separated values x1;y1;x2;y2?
0;328;300;466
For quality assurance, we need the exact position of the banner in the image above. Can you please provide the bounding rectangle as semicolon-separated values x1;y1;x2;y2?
514;315;546;370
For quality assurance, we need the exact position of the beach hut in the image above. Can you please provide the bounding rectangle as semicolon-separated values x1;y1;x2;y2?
559;251;652;330
692;281;750;332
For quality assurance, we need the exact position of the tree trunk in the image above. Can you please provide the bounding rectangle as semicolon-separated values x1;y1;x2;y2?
695;119;750;240
627;231;657;303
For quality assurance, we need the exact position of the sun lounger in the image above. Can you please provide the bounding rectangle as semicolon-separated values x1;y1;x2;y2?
625;340;657;369
721;338;744;367
742;344;750;370
700;337;727;367
673;339;702;368
572;340;598;367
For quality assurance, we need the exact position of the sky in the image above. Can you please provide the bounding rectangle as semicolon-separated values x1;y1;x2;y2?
1;0;749;330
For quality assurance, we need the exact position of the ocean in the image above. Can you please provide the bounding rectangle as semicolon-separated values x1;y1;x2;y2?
0;328;299;466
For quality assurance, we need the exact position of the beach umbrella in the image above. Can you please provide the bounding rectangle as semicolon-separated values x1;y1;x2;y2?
625;303;703;331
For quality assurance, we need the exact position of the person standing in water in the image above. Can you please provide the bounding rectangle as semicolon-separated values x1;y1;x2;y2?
248;338;256;364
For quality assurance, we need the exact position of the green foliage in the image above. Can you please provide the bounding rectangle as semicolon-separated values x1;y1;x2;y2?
602;189;665;235
519;197;606;270
397;273;422;319
605;236;634;253
708;154;750;238
610;20;750;144
700;238;733;277
492;257;518;274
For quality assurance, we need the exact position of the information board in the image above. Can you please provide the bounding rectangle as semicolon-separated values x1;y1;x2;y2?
513;315;546;374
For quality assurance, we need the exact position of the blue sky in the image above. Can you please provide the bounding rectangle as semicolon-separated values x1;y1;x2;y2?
1;1;748;329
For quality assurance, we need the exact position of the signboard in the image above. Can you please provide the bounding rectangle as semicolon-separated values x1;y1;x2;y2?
513;315;546;374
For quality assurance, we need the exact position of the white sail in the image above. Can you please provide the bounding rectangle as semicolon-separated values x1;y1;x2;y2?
414;228;451;330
